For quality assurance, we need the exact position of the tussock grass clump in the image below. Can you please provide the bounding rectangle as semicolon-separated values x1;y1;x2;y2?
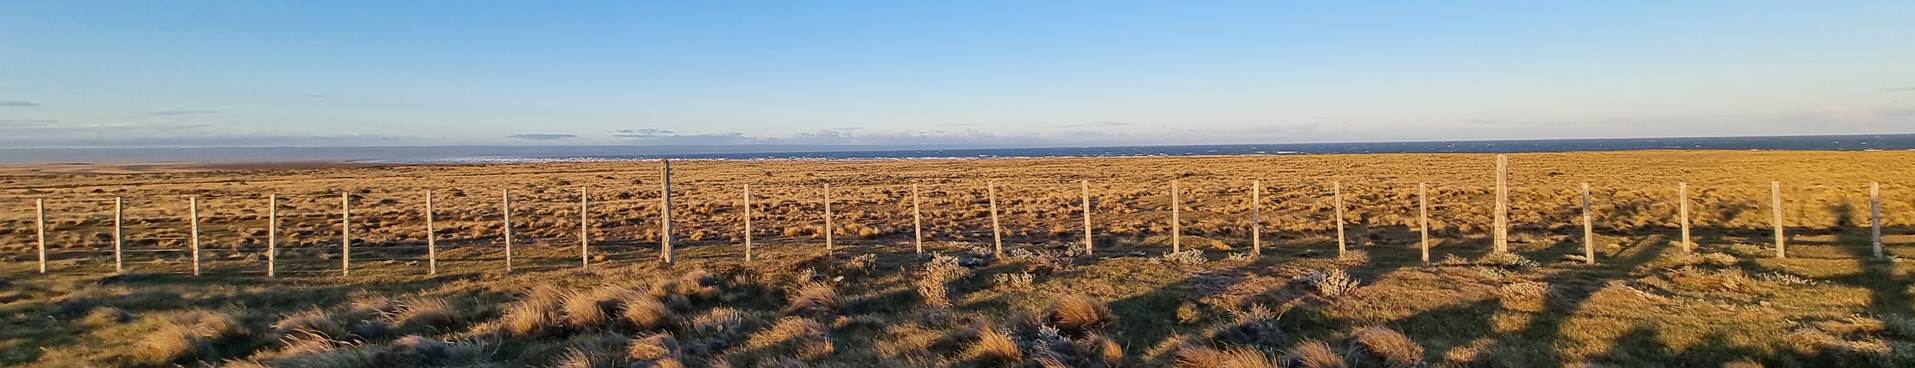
553;332;633;368
134;309;249;365
784;282;840;317
1285;339;1346;368
1048;294;1116;335
503;286;568;337
563;286;636;329
274;308;348;340
390;297;460;332
1172;345;1277;368
745;317;835;361
1353;326;1424;368
628;333;683;367
964;325;1023;363
619;293;677;331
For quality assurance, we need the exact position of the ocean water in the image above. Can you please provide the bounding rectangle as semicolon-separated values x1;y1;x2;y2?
2;134;1911;164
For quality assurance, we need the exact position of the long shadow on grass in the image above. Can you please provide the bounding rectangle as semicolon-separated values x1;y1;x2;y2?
1398;234;1673;367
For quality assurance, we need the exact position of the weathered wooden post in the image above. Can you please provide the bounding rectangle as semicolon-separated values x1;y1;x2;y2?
267;194;277;277
1419;182;1430;264
114;196;124;273
35;198;46;274
190;196;201;276
1081;180;1093;255
1871;182;1883;259
1170;180;1181;253
823;183;834;253
1251;180;1262;257
1493;154;1509;253
1678;182;1692;252
743;184;753;262
340;192;350;276
579;186;589;269
660;159;674;264
1334;181;1347;259
988;181;1001;257
502;189;514;273
424;191;435;275
911;183;923;256
1581;183;1595;264
1772;181;1786;258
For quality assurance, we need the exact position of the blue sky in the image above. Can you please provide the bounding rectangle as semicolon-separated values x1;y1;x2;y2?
1;1;1911;148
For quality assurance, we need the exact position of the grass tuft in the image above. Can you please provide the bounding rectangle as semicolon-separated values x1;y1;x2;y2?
1353;326;1424;368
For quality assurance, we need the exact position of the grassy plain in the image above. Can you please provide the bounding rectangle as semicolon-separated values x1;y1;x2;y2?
1;150;1913;367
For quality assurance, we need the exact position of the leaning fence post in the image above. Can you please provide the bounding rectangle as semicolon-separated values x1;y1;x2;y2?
911;183;923;256
1252;180;1262;258
1871;182;1883;259
743;184;753;262
987;181;1001;257
340;192;350;276
35;198;46;274
1081;180;1093;255
424;191;436;275
190;196;201;276
1334;181;1347;259
1772;181;1786;258
824;183;834;254
1494;154;1509;253
1419;182;1430;264
267;194;277;277
660;159;674;264
502;189;514;273
1678;182;1692;252
1170;180;1181;253
1582;183;1595;265
114;196;124;273
579;186;589;269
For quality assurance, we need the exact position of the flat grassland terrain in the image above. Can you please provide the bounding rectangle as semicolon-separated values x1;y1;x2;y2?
1;150;1913;367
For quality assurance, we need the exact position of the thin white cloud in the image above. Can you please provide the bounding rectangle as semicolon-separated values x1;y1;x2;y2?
0;100;38;107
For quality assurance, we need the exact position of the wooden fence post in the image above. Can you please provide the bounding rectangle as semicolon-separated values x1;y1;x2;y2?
424;191;435;275
1081;180;1093;255
1494;154;1509;253
1252;180;1262;258
1871;182;1883;259
340;192;350;276
267;194;277;277
190;196;200;276
114;197;124;273
911;183;923;256
1334;181;1346;259
743;184;753;262
502;189;513;273
580;186;589;269
660;159;674;264
1419;182;1430;264
1678;182;1692;252
1582;182;1594;264
35;198;45;274
1772;181;1785;258
824;183;834;254
1170;180;1181;253
988;181;1001;257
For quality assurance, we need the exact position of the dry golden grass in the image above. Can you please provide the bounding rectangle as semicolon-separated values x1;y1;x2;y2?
1353;326;1424;368
1048;294;1116;334
1172;344;1278;368
6;151;1915;367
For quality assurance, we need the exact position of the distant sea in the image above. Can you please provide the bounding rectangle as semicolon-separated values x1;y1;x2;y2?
4;134;1913;164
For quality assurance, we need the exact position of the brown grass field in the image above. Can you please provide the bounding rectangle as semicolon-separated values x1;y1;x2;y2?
2;150;1914;367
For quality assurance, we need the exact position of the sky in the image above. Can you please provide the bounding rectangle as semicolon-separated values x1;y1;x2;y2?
1;1;1912;148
